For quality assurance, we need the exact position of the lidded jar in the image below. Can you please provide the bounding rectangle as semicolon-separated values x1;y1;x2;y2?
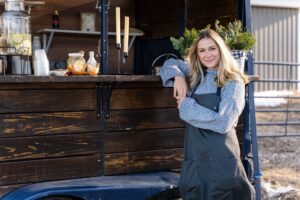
67;53;86;74
0;0;31;55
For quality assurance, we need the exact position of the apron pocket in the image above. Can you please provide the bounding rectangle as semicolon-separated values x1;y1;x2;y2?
209;158;244;199
179;160;211;200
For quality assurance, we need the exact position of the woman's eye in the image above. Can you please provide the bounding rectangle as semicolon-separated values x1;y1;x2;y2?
198;49;205;53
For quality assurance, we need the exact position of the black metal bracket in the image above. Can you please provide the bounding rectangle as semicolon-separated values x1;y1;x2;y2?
96;82;115;176
96;82;115;119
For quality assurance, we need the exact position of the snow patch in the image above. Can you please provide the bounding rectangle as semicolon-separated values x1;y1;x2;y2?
261;181;296;198
254;90;294;107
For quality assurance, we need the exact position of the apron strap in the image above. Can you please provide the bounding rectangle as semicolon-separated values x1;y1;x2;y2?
190;72;222;97
190;71;206;97
216;87;222;96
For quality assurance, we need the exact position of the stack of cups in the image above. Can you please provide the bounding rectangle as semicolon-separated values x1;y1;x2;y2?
32;36;49;76
33;49;49;76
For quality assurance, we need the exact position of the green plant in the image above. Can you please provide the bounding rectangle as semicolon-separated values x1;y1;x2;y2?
170;28;200;58
214;20;256;51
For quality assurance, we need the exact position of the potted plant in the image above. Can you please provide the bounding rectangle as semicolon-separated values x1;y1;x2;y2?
214;19;256;72
170;20;255;72
170;28;200;59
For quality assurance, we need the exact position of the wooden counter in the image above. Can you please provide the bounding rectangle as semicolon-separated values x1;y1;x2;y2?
0;75;183;197
0;75;256;197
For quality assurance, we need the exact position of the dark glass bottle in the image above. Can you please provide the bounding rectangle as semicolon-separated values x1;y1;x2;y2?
52;10;59;29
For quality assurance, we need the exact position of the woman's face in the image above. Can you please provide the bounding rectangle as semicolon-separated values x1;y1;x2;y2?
197;37;220;70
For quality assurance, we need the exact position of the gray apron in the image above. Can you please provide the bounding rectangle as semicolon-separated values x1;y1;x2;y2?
178;82;256;200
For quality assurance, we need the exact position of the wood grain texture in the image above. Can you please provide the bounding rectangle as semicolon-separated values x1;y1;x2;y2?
105;128;185;153
0;155;101;185
0;133;100;162
106;108;184;132
110;88;176;109
0;82;96;90
104;148;183;175
0;111;100;137
0;89;96;113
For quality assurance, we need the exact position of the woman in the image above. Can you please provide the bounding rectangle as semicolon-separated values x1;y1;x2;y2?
160;29;255;200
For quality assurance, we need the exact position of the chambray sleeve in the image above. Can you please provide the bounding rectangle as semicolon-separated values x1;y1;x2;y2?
178;80;245;134
159;58;190;87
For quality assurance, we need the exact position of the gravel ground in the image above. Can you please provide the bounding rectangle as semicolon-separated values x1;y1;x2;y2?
258;137;300;200
255;96;300;199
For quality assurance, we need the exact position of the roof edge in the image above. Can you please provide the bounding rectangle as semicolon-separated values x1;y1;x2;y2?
251;1;300;9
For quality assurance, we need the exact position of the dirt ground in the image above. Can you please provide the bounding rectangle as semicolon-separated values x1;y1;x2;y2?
255;96;300;199
258;137;300;199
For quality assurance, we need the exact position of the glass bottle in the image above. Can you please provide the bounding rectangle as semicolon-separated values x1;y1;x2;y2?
87;51;98;75
0;0;31;55
52;10;59;29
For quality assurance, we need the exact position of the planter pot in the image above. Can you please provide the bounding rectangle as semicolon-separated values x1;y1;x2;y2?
231;50;247;72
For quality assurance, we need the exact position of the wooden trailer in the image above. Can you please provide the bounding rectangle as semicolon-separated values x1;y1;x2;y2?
0;0;260;199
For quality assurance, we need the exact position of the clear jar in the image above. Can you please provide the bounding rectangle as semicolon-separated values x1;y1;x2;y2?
0;0;31;55
67;53;86;73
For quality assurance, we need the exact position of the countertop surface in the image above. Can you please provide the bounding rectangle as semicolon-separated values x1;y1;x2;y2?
0;75;162;83
0;75;259;83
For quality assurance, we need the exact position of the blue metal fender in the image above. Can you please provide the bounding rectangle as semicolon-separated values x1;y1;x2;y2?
1;172;180;200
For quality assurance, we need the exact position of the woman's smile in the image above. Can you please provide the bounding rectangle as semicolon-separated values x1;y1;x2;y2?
197;38;221;70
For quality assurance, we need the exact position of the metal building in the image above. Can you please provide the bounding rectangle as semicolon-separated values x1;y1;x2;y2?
251;0;300;91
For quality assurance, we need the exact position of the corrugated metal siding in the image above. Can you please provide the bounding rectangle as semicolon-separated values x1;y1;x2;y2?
252;6;299;91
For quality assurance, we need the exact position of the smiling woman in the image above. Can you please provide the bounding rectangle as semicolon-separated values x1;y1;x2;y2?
160;28;255;200
197;38;220;70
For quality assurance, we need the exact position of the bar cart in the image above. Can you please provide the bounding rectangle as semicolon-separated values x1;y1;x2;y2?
0;0;261;199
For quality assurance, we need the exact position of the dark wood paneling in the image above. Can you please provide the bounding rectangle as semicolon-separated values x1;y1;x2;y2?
110;88;176;109
0;82;96;90
186;0;238;29
106;108;184;131
0;111;100;137
105;128;184;153
135;0;180;38
135;4;180;24
0;89;95;113
0;133;100;162
114;81;163;89
0;87;174;112
0;155;101;185
104;148;183;175
137;22;180;39
0;108;182;137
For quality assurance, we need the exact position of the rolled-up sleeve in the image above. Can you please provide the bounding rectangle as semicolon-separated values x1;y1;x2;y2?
179;80;245;134
159;58;190;87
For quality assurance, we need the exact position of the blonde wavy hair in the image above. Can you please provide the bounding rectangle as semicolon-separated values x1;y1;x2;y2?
188;28;249;88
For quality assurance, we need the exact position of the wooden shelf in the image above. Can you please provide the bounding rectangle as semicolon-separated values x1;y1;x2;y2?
37;28;144;37
37;28;144;53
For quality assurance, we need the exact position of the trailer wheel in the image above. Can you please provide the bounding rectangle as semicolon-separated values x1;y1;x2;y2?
146;187;181;200
37;196;82;200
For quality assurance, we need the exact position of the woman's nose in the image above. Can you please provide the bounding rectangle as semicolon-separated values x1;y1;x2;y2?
204;51;212;57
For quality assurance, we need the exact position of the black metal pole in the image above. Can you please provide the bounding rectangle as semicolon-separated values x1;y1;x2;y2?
99;0;109;74
179;0;186;36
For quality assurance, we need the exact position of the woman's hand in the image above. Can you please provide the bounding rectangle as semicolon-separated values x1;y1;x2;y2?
173;76;188;98
176;96;185;109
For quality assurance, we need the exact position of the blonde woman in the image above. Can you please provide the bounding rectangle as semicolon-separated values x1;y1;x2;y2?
160;29;255;199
